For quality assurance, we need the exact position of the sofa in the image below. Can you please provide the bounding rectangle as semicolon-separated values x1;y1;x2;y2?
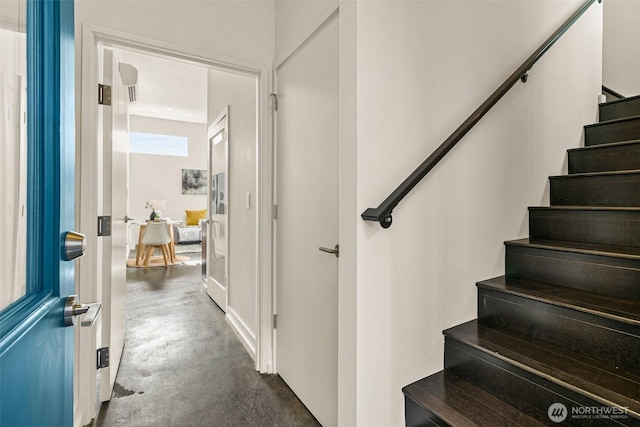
174;209;206;244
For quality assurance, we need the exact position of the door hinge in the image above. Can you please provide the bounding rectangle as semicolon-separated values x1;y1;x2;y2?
269;93;278;111
98;84;112;105
97;347;110;369
97;216;111;237
273;205;278;220
273;314;277;329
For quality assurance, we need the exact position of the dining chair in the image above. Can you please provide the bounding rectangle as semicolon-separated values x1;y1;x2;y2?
141;220;172;268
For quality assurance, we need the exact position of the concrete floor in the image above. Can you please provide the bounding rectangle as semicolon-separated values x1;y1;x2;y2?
96;254;320;427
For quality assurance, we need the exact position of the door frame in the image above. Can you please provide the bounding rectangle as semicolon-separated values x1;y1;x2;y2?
76;25;274;426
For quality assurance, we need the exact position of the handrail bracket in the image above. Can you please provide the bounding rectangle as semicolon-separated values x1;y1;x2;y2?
361;208;393;229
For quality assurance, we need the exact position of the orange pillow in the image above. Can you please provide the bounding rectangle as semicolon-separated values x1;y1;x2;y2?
185;209;206;226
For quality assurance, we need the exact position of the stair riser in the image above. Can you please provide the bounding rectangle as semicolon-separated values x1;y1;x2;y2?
585;118;640;146
505;244;640;300
478;289;640;375
550;174;640;207
600;97;640;122
444;339;629;426
405;397;443;427
529;209;640;248
568;143;640;174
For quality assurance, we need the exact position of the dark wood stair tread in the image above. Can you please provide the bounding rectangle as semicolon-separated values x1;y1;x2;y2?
477;276;640;325
568;139;640;153
567;140;640;174
585;114;640;128
599;94;640;107
403;371;546;426
599;95;640;122
444;320;640;417
507;237;640;260
530;205;640;212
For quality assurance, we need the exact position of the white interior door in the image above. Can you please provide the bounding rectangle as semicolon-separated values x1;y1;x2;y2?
205;108;229;311
275;18;339;427
99;47;129;401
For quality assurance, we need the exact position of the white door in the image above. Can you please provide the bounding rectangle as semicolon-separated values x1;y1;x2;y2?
205;108;229;311
98;47;129;401
275;18;339;427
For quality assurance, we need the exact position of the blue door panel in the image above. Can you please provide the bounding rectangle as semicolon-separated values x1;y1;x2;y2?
1;298;73;426
0;0;76;425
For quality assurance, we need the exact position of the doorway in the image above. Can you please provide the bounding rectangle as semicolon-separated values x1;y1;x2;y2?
77;27;272;426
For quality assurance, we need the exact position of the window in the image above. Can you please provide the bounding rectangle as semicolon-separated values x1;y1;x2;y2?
130;132;188;157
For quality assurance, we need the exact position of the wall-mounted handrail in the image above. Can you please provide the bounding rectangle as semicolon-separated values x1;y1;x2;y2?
602;85;625;100
361;0;602;228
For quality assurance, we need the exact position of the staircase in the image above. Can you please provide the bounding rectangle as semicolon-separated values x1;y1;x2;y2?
403;95;640;426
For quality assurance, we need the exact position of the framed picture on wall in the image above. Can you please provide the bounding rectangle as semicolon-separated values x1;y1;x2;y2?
182;169;207;195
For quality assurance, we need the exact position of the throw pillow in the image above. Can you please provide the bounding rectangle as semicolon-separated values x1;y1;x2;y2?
185;209;207;226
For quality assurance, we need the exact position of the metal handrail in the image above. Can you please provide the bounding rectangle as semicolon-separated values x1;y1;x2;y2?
361;0;602;228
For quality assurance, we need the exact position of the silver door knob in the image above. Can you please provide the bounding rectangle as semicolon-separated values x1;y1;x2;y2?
64;231;86;261
319;244;339;258
64;295;102;327
124;215;134;223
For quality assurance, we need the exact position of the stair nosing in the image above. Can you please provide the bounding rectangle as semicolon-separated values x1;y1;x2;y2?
568;139;640;152
528;206;640;212
445;321;640;418
550;169;640;179
505;238;640;260
477;276;640;326
585;114;640;128
599;93;640;107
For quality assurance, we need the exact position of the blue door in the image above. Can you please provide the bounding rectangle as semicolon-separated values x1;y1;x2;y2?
0;0;76;425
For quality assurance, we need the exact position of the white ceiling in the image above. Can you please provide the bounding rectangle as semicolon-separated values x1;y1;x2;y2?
116;48;208;124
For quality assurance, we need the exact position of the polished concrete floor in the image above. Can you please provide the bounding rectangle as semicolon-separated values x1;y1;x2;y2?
96;254;320;427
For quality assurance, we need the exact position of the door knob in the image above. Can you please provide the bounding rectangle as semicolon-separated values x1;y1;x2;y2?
64;231;86;261
64;295;102;327
124;215;134;223
319;244;339;258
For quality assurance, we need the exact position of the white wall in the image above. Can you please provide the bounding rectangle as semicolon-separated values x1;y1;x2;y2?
354;1;602;425
75;0;274;67
207;70;258;355
603;0;640;96
128;116;207;226
275;0;338;65
338;2;358;426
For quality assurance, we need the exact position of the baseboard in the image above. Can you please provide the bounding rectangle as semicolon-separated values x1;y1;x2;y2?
226;307;257;362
